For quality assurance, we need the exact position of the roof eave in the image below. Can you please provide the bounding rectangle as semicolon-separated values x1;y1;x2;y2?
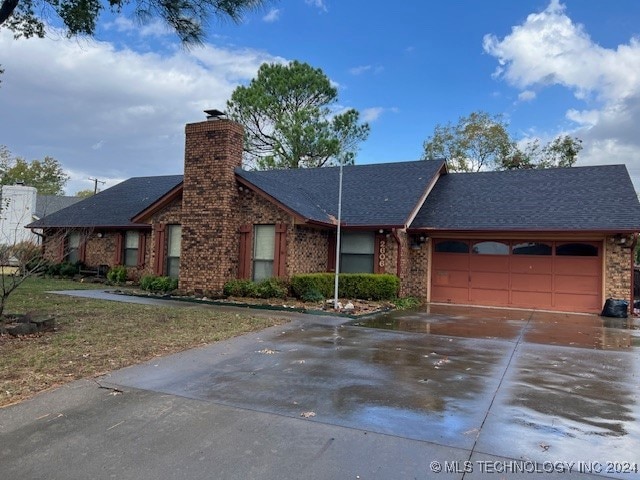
404;160;447;228
407;227;640;235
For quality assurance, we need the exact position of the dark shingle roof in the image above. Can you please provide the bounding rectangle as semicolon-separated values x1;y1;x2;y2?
411;164;640;231
236;160;445;226
28;175;184;228
35;195;83;219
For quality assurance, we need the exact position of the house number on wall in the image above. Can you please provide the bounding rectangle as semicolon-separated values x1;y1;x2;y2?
379;240;386;268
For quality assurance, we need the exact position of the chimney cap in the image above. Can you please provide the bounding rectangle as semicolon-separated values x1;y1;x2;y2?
204;109;227;120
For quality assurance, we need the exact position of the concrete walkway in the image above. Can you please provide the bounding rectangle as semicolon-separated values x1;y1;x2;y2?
1;298;639;479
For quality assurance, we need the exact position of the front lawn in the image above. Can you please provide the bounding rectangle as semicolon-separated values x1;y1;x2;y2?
0;278;285;407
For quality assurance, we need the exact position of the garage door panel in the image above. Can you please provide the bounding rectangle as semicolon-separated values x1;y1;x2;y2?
469;255;509;272
432;269;468;288
432;254;469;271
431;286;469;303
510;257;552;274
511;273;552;292
555;274;599;294
554;258;600;275
555;293;601;311
470;272;509;289
470;288;509;305
511;290;553;309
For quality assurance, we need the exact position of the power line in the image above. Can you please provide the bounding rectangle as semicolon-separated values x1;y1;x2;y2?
88;177;106;195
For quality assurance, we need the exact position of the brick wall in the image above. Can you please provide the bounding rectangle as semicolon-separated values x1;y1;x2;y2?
290;226;331;274
604;234;634;301
179;118;244;294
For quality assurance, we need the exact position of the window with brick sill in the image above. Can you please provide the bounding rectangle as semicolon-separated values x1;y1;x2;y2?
166;225;181;278
123;231;139;267
253;224;275;282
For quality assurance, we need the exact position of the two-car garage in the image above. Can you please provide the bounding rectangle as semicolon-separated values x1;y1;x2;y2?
430;239;602;313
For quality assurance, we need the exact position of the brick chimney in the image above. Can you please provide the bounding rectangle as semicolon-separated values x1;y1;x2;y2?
179;110;244;294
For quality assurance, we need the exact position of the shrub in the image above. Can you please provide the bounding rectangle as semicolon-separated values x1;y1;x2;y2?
223;279;256;297
46;262;62;276
393;297;421;310
107;265;128;284
59;262;79;278
255;278;288;299
140;275;178;293
291;273;400;301
223;278;289;299
301;287;324;302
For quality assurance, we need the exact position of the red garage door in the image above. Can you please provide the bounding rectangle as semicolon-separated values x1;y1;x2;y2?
431;240;602;313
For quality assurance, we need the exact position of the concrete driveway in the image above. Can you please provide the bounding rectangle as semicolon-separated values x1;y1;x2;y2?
1;304;639;479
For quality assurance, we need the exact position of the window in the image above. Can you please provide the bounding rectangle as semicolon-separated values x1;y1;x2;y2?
472;241;509;255
556;243;598;256
435;240;469;253
66;232;81;263
253;225;275;282
124;231;139;267
166;225;181;278
340;232;374;273
512;242;552;255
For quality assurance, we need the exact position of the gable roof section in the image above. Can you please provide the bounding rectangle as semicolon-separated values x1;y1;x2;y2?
236;159;446;227
35;195;82;219
411;164;640;232
28;175;184;228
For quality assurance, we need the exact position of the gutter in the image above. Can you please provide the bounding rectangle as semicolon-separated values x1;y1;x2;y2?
392;228;402;278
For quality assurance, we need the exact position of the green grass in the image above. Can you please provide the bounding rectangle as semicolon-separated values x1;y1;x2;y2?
0;277;286;407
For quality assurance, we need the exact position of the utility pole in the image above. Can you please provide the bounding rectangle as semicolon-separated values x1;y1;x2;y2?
88;177;105;195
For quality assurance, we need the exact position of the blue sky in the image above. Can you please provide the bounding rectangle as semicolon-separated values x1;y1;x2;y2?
1;0;640;194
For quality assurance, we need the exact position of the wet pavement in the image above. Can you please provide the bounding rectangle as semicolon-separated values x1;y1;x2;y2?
2;300;640;479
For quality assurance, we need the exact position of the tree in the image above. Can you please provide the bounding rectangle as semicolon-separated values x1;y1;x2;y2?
227;60;370;169
423;112;514;172
422;111;582;172
500;135;582;170
1;146;69;195
0;0;268;44
75;189;95;198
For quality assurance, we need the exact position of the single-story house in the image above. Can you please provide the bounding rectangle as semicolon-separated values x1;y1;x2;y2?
28;111;640;314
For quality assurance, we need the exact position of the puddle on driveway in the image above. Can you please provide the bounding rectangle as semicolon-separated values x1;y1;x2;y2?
476;342;640;475
352;304;640;351
178;324;512;448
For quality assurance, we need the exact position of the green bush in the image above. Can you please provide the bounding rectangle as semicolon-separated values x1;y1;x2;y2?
256;278;288;299
58;262;79;278
291;273;400;301
223;278;289;299
140;275;178;293
223;279;256;297
107;265;128;284
301;287;324;302
393;297;421;310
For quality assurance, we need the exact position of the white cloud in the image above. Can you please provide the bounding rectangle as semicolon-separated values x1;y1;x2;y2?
104;17;172;38
483;0;640;187
349;64;383;76
305;0;328;12
361;107;398;123
262;8;280;23
0;28;284;195
349;65;371;75
517;90;536;102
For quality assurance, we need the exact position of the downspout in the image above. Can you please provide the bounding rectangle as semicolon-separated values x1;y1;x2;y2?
392;228;402;278
630;233;638;315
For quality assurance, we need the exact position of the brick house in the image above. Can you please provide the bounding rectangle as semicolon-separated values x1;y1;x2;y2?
29;112;640;314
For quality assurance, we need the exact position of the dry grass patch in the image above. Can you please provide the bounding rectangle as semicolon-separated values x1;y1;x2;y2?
0;278;286;407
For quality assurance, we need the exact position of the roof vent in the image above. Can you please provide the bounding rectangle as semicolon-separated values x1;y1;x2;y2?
204;109;226;121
